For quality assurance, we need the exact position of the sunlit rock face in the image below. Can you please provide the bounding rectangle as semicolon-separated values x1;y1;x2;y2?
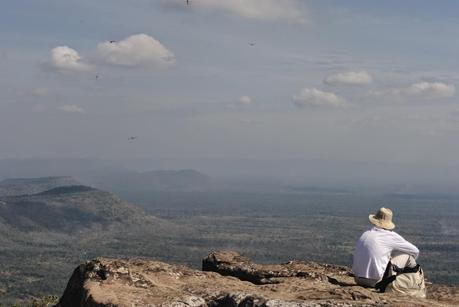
57;251;459;307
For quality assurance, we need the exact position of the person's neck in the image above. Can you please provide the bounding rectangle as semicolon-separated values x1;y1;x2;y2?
373;226;391;232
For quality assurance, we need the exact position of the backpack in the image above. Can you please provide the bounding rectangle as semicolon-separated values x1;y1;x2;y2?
375;261;426;298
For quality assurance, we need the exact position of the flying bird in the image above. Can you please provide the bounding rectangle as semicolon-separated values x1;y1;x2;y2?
249;43;255;46
109;40;116;43
128;136;138;141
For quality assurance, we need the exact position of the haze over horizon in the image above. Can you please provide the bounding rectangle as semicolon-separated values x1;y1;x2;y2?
2;1;459;185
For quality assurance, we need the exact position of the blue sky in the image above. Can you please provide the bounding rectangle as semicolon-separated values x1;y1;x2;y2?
1;0;459;170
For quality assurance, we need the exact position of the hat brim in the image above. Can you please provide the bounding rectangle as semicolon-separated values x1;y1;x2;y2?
369;214;395;230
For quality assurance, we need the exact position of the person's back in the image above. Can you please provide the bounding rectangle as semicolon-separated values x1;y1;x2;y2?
352;207;419;287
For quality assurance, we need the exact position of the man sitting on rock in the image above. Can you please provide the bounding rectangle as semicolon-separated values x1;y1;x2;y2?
352;207;419;288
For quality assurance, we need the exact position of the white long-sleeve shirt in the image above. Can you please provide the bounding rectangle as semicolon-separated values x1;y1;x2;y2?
352;227;419;280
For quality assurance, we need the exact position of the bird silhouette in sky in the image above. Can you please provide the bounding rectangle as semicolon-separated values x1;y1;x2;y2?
128;136;138;141
249;43;255;46
109;40;116;43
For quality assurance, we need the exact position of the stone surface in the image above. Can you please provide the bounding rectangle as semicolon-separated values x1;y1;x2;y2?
202;250;351;285
56;251;459;307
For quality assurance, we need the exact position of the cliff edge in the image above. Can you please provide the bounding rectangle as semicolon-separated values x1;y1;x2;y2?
56;251;458;307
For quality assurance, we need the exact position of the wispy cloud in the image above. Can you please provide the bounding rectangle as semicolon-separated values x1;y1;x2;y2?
324;71;373;86
449;110;459;123
58;105;85;113
30;88;48;97
239;118;259;125
160;0;308;23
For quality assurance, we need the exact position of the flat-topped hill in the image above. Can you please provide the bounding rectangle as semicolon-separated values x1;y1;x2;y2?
56;251;459;307
0;176;81;197
0;184;162;232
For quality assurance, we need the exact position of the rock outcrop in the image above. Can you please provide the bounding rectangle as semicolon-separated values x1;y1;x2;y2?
56;251;459;307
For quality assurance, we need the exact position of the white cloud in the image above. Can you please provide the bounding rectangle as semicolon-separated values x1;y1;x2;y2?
161;0;307;23
292;88;349;108
58;105;85;113
49;46;92;72
403;82;455;98
227;95;253;109
238;96;252;106
373;81;455;100
324;71;373;86
97;34;176;68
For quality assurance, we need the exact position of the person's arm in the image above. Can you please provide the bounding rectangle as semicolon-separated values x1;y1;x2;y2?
388;232;419;259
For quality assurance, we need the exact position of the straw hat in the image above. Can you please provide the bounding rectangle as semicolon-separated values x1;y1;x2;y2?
369;207;395;230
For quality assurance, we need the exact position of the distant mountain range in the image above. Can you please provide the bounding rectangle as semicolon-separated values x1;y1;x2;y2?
1;157;458;194
0;159;213;193
94;169;211;192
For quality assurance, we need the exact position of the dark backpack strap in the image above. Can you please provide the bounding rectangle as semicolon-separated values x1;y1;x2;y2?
393;264;420;274
375;275;397;292
375;260;394;293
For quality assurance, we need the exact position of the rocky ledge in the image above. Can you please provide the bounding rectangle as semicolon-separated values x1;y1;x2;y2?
56;251;459;307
